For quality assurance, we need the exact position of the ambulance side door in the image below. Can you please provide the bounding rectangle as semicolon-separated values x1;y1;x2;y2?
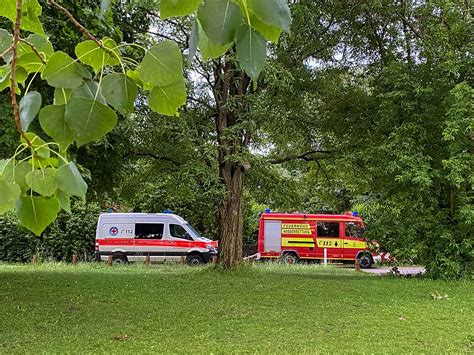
134;222;166;262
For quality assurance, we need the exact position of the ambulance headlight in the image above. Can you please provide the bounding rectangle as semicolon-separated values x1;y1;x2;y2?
207;245;217;253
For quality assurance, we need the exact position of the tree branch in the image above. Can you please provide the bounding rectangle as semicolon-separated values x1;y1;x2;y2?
47;0;104;48
19;38;47;64
10;0;31;147
0;45;12;59
269;149;334;164
123;150;181;167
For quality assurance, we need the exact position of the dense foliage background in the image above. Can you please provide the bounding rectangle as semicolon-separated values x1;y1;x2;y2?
0;0;471;278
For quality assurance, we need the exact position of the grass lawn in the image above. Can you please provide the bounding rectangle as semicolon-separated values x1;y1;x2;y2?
0;263;473;353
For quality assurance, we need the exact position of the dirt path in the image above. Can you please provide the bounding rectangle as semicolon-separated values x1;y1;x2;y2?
361;266;426;276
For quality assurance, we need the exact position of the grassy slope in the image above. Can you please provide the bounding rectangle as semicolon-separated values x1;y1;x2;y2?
0;263;473;353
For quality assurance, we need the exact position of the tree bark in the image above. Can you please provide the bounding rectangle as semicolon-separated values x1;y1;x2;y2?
212;55;251;268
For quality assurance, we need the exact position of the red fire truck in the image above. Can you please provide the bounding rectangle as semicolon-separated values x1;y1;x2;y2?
257;211;379;268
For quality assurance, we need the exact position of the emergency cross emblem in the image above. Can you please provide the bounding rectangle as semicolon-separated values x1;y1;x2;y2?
109;227;119;236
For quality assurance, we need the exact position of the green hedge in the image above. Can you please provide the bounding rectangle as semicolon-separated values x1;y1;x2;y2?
0;200;101;262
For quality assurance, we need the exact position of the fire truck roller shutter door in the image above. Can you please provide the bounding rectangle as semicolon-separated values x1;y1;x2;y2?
264;220;282;252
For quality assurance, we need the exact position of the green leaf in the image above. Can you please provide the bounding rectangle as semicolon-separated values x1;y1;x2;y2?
126;69;143;87
137;41;184;87
65;97;117;147
16;52;45;73
56;189;71;213
19;91;42;131
0;0;45;36
161;0;202;19
21;132;50;159
53;88;72;105
55;162;87;199
42;51;84;89
70;81;107;105
0;66;28;92
1;160;30;192
0;176;21;214
21;34;54;58
26;168;58;196
197;0;242;45
248;12;282;43
39;104;74;148
75;39;120;73
15;196;60;235
235;25;266;81
197;20;232;60
101;73;137;113
13;161;32;192
148;80;186;116
0;29;12;63
248;0;291;32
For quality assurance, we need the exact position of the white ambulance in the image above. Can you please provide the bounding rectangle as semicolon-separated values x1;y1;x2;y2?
95;212;218;265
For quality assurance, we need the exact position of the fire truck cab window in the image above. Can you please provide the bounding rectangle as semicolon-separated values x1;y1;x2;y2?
345;222;364;237
170;224;194;241
317;222;339;237
135;223;164;239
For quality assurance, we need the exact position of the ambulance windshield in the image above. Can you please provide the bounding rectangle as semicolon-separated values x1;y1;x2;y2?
185;223;203;240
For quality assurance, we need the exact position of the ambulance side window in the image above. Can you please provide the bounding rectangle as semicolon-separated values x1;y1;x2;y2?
317;222;339;238
170;224;193;241
135;223;164;239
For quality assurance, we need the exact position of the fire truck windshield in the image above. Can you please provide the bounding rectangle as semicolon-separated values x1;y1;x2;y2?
345;222;365;238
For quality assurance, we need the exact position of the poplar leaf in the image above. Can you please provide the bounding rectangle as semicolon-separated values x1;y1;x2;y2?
70;81;107;105
137;41;184;87
55;162;87;199
248;0;291;31
39;104;74;148
15;196;60;236
235;25;266;81
65;97;117;146
197;0;242;46
148;80;186;116
161;0;202;19
101;73;137;113
0;177;20;214
26;168;58;196
42;51;83;89
19;91;42;131
0;0;45;36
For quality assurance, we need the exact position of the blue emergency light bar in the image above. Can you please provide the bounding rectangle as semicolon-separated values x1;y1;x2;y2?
163;209;172;214
265;209;271;213
352;211;359;217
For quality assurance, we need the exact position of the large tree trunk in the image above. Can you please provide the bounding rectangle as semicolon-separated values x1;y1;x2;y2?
217;161;244;267
212;56;251;268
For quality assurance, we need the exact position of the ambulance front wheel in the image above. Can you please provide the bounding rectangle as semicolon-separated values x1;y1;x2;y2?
186;253;204;266
357;254;373;269
282;252;299;265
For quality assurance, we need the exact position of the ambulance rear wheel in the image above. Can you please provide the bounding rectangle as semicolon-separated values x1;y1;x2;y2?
112;254;128;264
357;254;373;269
282;252;299;265
186;254;204;266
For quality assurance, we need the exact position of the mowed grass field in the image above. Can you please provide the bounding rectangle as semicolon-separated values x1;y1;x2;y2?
0;263;473;353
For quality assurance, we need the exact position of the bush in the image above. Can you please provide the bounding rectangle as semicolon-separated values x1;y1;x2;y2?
0;200;101;262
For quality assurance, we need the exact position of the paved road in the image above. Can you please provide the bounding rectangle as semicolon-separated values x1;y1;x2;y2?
361;266;426;275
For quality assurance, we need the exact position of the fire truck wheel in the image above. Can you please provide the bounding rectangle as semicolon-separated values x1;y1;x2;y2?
112;253;128;264
282;252;299;265
357;254;373;269
186;253;204;266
